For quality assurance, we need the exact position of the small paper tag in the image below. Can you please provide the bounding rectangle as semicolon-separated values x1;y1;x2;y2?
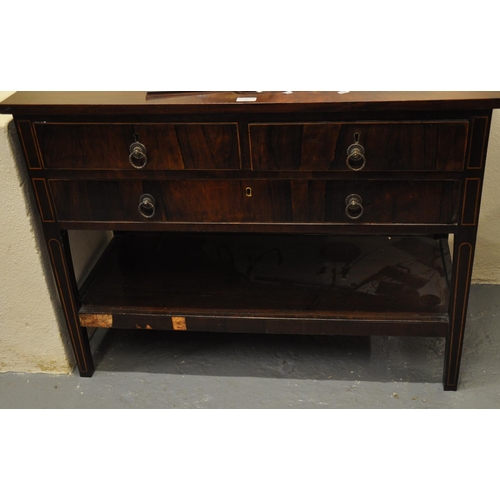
172;316;187;331
236;97;257;102
79;314;113;328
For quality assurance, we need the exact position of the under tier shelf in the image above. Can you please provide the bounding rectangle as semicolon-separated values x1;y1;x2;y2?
79;233;451;337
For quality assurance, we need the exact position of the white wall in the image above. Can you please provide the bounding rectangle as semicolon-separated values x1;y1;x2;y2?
0;92;499;374
474;110;500;283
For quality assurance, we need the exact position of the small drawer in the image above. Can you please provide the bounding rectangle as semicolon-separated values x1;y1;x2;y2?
249;121;468;172
309;180;460;224
35;122;241;170
48;180;294;223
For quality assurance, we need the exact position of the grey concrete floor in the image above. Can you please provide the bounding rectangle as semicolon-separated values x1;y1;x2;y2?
1;284;500;408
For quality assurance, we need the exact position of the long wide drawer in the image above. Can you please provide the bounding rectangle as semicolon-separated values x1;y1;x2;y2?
249;121;468;171
34;122;241;170
48;179;460;225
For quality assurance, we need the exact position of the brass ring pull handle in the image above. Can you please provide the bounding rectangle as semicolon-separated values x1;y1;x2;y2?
138;194;156;219
129;141;148;169
346;133;366;171
345;194;364;220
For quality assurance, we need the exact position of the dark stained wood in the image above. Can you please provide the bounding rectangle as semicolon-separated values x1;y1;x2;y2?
162;180;293;222
250;123;339;171
48;179;459;225
35;122;241;170
2;91;500;115
49;180;294;223
79;233;451;329
32;179;55;222
250;122;468;171
467;116;490;169
312;180;460;224
57;221;461;236
443;120;490;389
444;230;477;390
461;179;482;226
2;91;498;389
83;313;448;338
16;120;41;169
46;230;94;377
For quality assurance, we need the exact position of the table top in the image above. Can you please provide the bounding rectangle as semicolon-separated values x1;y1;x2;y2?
1;91;500;115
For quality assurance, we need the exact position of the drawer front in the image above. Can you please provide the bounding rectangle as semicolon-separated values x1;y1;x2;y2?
49;180;293;223
49;179;459;225
35;123;241;170
309;180;460;224
249;121;468;171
